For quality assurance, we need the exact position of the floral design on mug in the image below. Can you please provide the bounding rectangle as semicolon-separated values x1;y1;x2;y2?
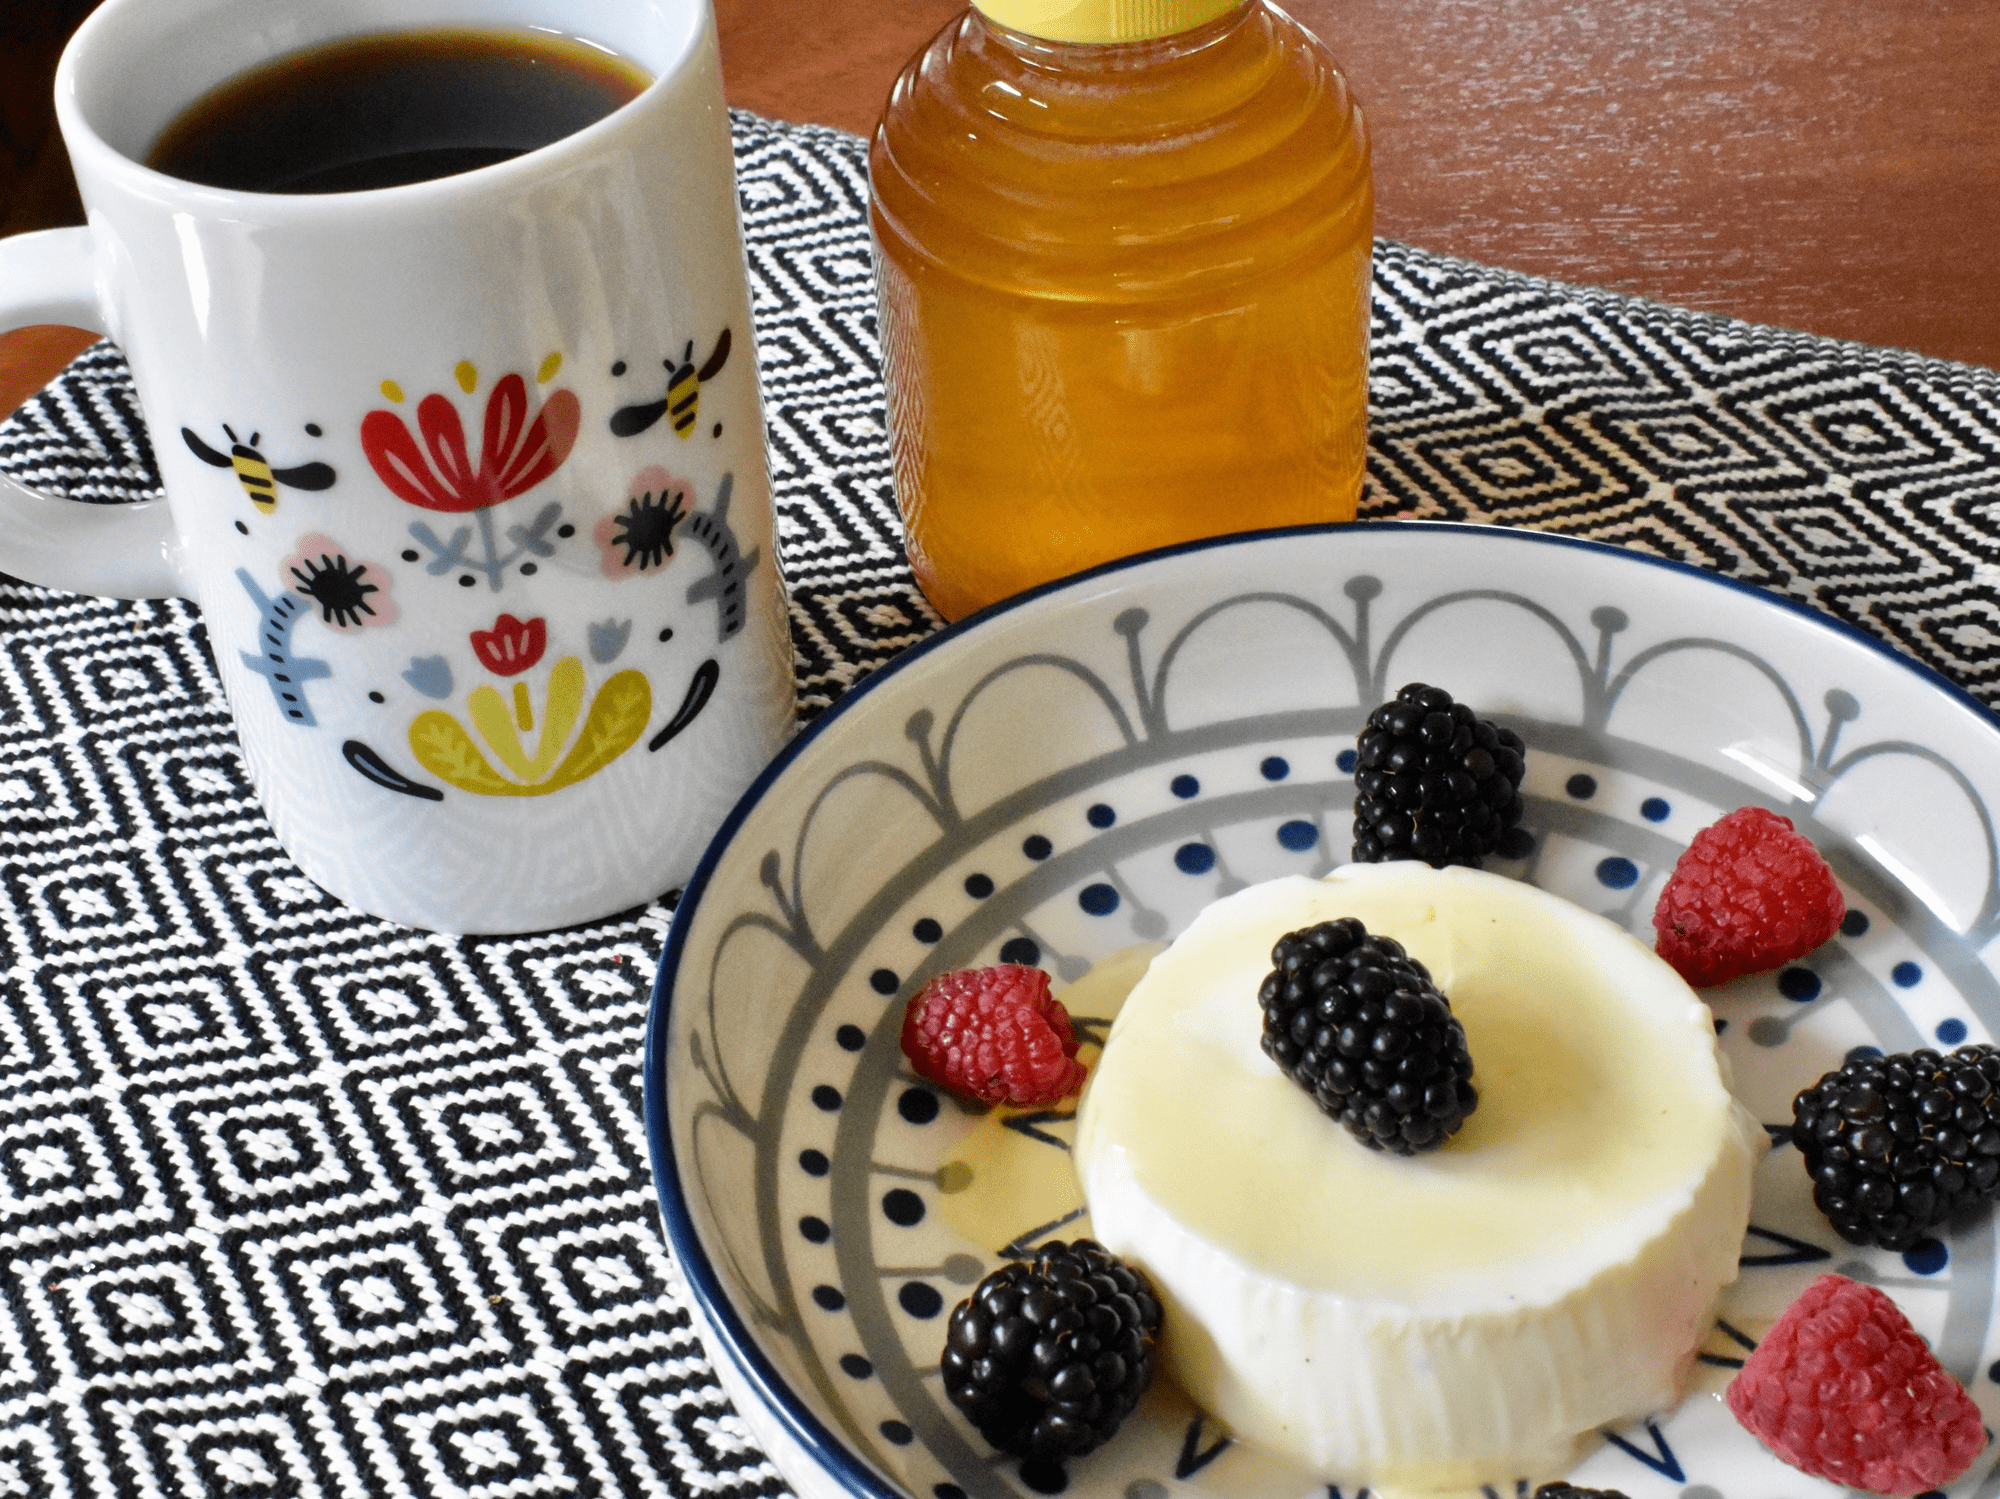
595;467;690;579
364;357;579;591
406;612;653;797
649;658;720;752
283;533;398;631
679;473;762;642
609;329;732;440
362;361;578;512
236;570;330;727
402;656;454;700
342;740;444;802
470;613;546;675
588;620;632;664
234;533;396;728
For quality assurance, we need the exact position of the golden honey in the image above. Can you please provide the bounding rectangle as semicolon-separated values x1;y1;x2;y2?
870;0;1373;620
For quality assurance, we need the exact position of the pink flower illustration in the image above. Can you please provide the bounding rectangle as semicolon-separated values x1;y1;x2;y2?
283;533;398;632
595;465;690;579
361;372;580;513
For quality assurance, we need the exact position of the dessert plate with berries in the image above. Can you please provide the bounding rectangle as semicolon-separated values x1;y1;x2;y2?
645;521;2000;1499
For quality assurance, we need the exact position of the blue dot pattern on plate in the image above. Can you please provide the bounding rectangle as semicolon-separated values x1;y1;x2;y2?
1078;883;1120;915
840;1353;872;1379
1778;968;1821;1001
1596;856;1639;889
1894;961;1923;988
1937;1017;1969;1045
1904;1238;1949;1275
1175;843;1217;875
812;1085;842;1110
836;1024;867;1051
658;547;2000;1499
870;969;899;995
999;936;1041;965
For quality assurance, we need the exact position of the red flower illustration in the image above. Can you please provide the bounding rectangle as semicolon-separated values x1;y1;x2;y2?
362;372;581;512
471;613;547;676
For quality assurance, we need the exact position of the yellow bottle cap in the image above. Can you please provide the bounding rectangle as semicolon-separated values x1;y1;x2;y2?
971;0;1241;44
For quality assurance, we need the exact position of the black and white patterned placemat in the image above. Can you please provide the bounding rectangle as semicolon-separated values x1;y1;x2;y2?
2;110;1999;1499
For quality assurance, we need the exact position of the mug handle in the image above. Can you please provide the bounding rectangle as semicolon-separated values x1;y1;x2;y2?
0;227;188;599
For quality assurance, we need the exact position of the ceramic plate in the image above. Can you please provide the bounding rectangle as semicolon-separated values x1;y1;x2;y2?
646;521;2000;1499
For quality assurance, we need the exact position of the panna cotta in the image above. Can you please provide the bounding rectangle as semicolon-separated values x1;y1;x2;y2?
1073;863;1765;1488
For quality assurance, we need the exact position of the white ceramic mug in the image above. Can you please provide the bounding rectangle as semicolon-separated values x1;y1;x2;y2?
0;0;795;933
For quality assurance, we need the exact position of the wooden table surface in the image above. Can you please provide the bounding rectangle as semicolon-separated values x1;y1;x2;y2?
6;0;1999;420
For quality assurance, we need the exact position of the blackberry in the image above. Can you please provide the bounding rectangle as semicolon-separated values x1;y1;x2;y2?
1258;917;1477;1154
1352;683;1526;867
940;1239;1161;1460
1792;1044;2000;1251
1534;1487;1631;1499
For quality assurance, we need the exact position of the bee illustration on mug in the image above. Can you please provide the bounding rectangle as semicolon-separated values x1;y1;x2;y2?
181;423;336;513
609;328;732;440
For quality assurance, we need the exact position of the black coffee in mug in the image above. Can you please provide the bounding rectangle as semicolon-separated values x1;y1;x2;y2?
147;27;651;193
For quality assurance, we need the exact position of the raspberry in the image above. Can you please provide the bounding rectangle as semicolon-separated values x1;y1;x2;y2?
1726;1274;1985;1495
901;965;1086;1107
1652;806;1845;986
941;1239;1161;1459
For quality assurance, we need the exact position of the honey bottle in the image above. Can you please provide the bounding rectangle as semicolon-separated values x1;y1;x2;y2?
870;0;1373;621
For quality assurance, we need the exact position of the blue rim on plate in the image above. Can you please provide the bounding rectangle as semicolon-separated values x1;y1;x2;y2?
645;518;2000;1499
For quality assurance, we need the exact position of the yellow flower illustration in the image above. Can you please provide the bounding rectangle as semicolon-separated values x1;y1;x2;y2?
409;656;652;797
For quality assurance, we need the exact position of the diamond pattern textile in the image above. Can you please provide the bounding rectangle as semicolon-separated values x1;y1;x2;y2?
0;109;1998;1499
